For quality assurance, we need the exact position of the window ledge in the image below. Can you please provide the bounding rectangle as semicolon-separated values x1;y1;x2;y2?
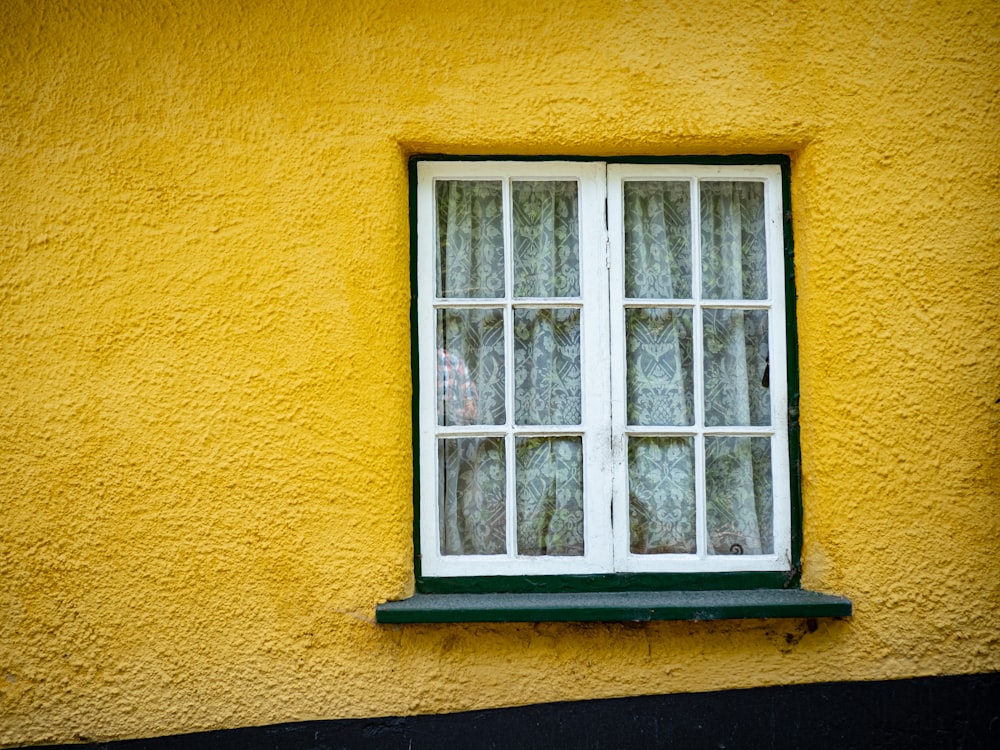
376;589;852;624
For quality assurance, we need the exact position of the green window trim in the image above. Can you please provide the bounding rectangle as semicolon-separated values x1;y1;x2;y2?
376;589;852;624
388;154;847;620
414;569;801;595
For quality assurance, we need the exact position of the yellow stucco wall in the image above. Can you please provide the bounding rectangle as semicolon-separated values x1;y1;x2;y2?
2;0;998;745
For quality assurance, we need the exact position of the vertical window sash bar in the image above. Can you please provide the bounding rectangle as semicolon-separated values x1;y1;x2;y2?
420;173;441;564
691;178;708;560
763;177;778;556
584;166;614;571
605;169;630;570
765;174;792;561
501;177;518;558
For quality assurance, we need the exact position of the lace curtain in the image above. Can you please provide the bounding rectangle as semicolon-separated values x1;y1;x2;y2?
436;180;584;556
435;178;772;558
625;181;772;556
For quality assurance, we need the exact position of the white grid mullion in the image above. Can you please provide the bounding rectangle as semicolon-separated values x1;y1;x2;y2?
622;299;697;309
434;298;519;309
691;177;708;560
501;176;517;560
627;426;774;437
699;299;771;309
503;299;582;308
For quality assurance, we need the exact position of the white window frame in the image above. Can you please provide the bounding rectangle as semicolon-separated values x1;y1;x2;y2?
416;159;791;578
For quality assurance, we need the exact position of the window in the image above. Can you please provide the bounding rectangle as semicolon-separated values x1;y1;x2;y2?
414;158;795;587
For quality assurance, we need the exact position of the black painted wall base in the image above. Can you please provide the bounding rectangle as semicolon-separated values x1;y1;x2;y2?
25;672;1000;750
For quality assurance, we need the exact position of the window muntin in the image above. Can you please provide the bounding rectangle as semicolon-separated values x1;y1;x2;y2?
417;160;790;578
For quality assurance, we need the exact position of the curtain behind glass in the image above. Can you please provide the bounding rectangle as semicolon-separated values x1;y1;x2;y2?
436;181;504;298
625;180;772;556
435;177;774;559
624;182;697;553
513;181;580;297
700;181;771;555
436;179;584;556
439;437;506;555
624;181;691;299
701;182;767;300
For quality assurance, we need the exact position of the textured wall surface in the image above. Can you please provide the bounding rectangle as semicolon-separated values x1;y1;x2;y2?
1;0;998;745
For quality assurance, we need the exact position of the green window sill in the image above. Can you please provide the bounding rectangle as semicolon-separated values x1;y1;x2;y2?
375;589;852;624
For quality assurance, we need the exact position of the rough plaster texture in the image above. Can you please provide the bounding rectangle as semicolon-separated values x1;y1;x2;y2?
1;0;998;745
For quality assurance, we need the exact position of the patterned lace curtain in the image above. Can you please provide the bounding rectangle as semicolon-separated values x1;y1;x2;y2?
699;182;772;555
510;182;584;556
626;181;772;556
435;177;772;559
435;180;506;555
436;180;584;557
624;182;697;553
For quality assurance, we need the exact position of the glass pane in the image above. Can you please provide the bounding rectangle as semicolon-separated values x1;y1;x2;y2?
436;180;504;298
705;437;773;555
624;181;692;298
512;181;580;298
438;437;507;555
628;437;696;554
626;308;694;426
515;437;584;556
703;309;770;426
436;308;505;426
700;181;767;300
513;308;581;425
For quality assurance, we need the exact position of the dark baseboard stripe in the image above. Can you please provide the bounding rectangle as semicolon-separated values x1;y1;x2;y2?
24;672;1000;749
